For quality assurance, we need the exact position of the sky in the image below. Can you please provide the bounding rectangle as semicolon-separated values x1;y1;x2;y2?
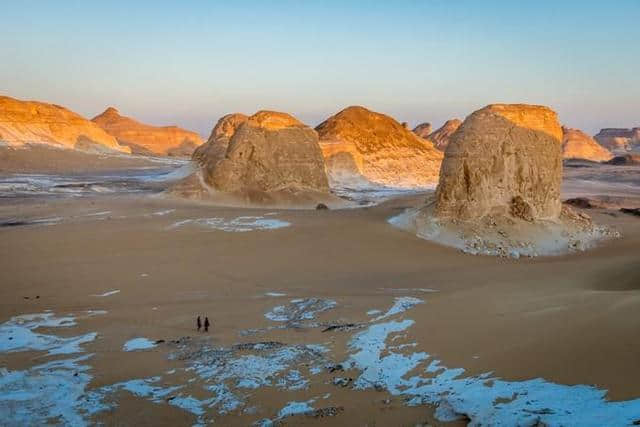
1;1;638;137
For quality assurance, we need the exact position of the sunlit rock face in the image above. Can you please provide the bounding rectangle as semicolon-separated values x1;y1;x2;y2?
0;96;129;153
192;113;249;165
92;107;203;157
201;111;329;194
435;104;564;221
315;106;443;187
594;127;640;154
412;122;432;139
426;119;461;151
562;126;613;162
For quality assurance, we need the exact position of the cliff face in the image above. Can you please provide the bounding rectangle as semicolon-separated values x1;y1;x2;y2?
412;122;432;139
92;107;203;156
594;128;640;154
562;127;613;162
0;96;129;153
315;106;443;187
435;104;564;220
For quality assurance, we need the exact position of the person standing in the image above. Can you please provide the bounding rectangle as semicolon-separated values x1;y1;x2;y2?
204;316;210;333
197;316;202;332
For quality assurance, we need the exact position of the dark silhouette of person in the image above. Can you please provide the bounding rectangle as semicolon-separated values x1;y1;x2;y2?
204;317;210;333
197;316;202;332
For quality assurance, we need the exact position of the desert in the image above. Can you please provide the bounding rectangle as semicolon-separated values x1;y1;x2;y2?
1;3;640;426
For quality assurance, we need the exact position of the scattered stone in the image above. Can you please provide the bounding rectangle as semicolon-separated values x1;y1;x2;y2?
322;323;361;332
307;406;344;418
332;377;352;387
564;197;596;209
620;208;640;217
316;203;329;210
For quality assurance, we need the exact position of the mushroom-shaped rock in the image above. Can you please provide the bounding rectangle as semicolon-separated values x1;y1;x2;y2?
391;104;618;257
316;106;442;187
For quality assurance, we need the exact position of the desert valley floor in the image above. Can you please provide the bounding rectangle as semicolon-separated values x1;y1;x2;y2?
1;159;640;426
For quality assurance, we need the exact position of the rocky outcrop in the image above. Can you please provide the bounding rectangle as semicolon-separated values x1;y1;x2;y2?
174;111;333;207
562;126;613;162
412;122;432;139
0;96;129;153
427;119;461;151
315;106;443;187
92;107;203;157
435;104;564;220
594;128;640;154
390;104;617;257
192;113;248;164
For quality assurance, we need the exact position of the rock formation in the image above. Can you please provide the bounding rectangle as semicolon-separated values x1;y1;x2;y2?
315;106;443;187
412;122;432;139
92;107;203;157
0;96;129;153
173;111;334;207
192;113;249;164
390;104;617;257
562;126;613;162
426;119;462;151
594;128;640;154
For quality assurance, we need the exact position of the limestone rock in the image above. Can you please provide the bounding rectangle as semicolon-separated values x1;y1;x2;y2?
412;122;432;139
427;119;462;151
435;104;563;220
315;106;443;187
0;96;129;153
391;104;618;257
594;128;640;154
92;107;203;157
192;113;249;165
562;126;613;162
196;111;329;200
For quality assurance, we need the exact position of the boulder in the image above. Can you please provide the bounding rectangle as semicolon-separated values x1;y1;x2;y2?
0;96;129;153
435;104;564;220
173;111;334;207
427;119;462;151
390;104;617;257
92;107;203;156
562;126;613;162
412;122;432;139
315;106;443;187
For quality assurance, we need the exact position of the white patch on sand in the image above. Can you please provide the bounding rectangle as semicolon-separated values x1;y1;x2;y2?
149;209;176;216
84;211;111;216
349;301;640;425
366;309;382;316
265;292;287;297
371;297;423;321
265;298;337;323
92;290;120;297
169;216;290;232
123;338;157;352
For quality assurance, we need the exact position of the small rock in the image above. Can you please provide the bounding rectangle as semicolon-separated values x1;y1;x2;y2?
316;203;329;210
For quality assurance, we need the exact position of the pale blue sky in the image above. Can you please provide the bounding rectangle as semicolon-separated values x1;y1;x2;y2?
1;1;638;137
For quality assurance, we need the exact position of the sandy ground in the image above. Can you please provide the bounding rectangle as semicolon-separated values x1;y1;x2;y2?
1;158;640;425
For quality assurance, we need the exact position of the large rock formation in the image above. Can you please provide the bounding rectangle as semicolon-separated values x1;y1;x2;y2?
412;122;432;139
0;96;129;153
562;126;613;162
594;128;640;154
427;119;462;151
173;111;334;207
390;104;617;257
192;113;249;164
435;104;564;220
92;107;203;156
315;106;443;187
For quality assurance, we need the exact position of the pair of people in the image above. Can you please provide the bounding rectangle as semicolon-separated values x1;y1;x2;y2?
196;316;210;332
